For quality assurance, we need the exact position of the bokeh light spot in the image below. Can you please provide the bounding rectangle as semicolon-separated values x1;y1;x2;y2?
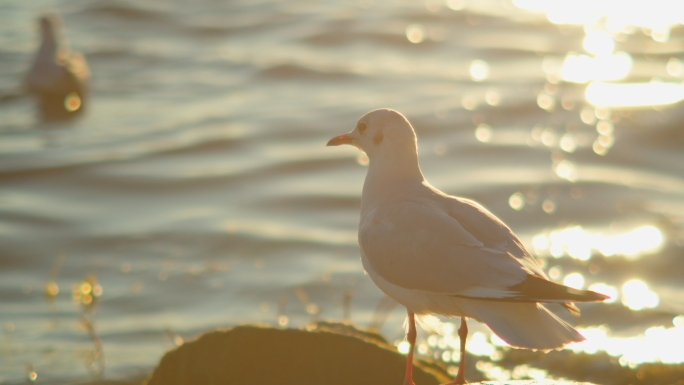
446;0;466;11
397;340;411;354
64;93;81;112
509;192;525;211
666;58;683;77
588;283;618;303
470;60;490;81
596;120;614;135
563;272;585;289
559;134;577;153
475;124;492;142
622;280;659;311
554;159;577;181
406;24;426;44
485;88;501;106
583;31;615;55
542;199;556;214
537;92;555;110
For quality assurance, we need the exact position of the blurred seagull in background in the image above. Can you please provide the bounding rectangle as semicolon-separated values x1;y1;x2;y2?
327;108;608;385
25;13;89;121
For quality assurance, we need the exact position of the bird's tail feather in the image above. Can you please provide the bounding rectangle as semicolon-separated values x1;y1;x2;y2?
463;301;584;350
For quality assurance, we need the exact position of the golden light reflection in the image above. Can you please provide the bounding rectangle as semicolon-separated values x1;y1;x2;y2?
44;253;64;300
621;279;659;310
508;192;525;211
413;312;684;376
570;321;684;365
513;0;684;34
406;24;426;44
446;0;466;11
541;198;556;214
72;275;102;308
485;88;501;106
674;316;684;327
536;92;555;110
476;361;512;381
477;361;548;382
540;128;555;146
466;331;496;356
397;340;411;354
474;124;492;142
559;134;577;153
469;60;489;81
561;53;632;83
580;107;596;125
583;31;615;56
596;120;614;135
532;225;663;260
587;283;618;303
43;280;59;298
666;58;683;77
512;1;682;109
563;272;585;289
586;81;684;107
553;159;577;181
548;265;562;280
462;95;477;110
64;92;82;112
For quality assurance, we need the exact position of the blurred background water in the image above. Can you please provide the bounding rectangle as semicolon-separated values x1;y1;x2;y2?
1;0;684;383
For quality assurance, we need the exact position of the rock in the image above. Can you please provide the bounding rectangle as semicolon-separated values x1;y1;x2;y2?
145;322;451;385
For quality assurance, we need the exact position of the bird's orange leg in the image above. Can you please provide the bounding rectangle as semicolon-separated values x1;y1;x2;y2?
403;311;417;385
443;316;468;384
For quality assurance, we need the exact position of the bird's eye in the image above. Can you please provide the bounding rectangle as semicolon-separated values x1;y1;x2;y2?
357;122;367;133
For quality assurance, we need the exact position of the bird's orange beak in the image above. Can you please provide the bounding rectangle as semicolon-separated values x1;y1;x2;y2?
326;133;354;147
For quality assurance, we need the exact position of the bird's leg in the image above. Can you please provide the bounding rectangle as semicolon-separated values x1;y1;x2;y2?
456;317;470;384
403;311;417;385
441;317;468;385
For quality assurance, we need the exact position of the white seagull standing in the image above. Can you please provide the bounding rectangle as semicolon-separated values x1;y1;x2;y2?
327;109;608;385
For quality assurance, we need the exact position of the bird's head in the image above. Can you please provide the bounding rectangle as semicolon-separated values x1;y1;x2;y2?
38;14;61;48
326;109;418;161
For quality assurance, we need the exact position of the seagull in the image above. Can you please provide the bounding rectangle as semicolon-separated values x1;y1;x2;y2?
327;109;608;385
24;14;89;121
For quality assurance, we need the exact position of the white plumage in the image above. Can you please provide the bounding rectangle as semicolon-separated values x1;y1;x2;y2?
327;108;607;385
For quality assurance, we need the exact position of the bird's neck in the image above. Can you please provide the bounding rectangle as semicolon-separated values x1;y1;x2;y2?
361;151;424;213
38;29;58;61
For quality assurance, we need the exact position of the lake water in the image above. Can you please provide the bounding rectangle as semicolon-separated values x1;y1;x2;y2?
1;0;684;383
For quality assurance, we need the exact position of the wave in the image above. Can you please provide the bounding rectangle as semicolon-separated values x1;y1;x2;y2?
258;63;357;81
78;0;170;22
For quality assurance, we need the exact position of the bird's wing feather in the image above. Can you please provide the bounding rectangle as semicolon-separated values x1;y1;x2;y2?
359;200;532;297
442;193;549;280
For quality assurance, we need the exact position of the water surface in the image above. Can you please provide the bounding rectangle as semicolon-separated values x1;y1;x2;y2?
1;0;684;383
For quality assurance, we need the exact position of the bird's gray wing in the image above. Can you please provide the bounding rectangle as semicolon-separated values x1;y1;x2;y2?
442;193;549;280
359;200;532;299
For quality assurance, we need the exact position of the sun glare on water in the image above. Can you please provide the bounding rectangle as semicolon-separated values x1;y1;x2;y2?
515;0;684;108
586;81;684;107
569;318;684;366
532;225;663;260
